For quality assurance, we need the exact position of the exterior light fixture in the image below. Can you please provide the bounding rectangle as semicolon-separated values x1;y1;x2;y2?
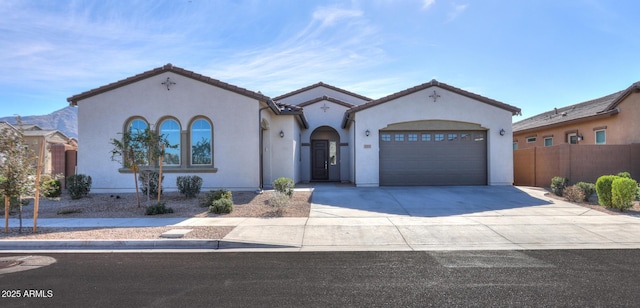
499;129;506;136
365;130;370;137
279;130;284;138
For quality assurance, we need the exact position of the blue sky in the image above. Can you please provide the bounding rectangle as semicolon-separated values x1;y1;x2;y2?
1;0;639;121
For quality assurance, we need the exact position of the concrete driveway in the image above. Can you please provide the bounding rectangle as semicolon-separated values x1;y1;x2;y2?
220;185;640;251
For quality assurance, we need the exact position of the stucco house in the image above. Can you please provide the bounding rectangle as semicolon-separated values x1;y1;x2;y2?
513;81;640;148
512;81;640;186
67;64;520;192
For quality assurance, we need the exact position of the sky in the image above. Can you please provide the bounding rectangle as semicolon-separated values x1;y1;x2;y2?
1;0;639;122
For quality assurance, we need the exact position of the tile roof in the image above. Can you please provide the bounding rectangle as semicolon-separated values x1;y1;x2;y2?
513;81;640;133
273;82;372;102
297;96;355;108
67;63;270;105
342;79;520;128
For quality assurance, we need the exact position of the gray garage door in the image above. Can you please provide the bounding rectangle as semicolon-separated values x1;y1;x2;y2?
379;131;487;185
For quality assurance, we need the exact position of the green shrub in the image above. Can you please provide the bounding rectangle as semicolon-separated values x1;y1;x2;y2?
616;172;632;179
41;178;62;198
273;177;295;198
575;182;596;202
611;178;637;211
176;176;203;199
563;185;585;203
199;189;232;207
209;198;233;214
550;176;569;196
139;170;163;198
67;174;92;200
596;175;617;207
145;202;174;215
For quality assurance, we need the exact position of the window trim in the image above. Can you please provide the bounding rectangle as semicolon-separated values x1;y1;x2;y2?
158;117;182;167
189;117;214;166
544;137;553;147
595;129;606;145
526;137;537;143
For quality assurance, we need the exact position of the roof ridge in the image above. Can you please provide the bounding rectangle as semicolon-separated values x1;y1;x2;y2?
273;82;372;101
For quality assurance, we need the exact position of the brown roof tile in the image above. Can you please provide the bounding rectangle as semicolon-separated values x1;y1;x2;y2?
345;79;521;116
67;63;270;105
513;81;640;133
273;82;372;102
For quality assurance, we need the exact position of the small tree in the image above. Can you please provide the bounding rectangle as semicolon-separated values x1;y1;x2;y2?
110;127;175;207
0;119;37;233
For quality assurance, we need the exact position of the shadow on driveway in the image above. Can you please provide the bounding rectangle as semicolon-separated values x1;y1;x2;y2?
310;185;553;217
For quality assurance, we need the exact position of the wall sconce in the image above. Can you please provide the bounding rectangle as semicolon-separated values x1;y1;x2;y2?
365;130;370;137
577;135;583;141
279;130;284;138
499;129;506;136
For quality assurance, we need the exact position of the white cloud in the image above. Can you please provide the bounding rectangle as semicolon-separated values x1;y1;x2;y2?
312;6;363;28
422;0;436;10
446;3;468;22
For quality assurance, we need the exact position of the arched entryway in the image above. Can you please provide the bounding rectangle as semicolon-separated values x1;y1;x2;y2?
310;126;340;181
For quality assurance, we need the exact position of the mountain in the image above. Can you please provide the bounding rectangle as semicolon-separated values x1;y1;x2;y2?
0;106;78;138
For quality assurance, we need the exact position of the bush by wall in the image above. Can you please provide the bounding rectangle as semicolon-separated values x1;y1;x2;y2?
563;185;585;203
611;177;637;210
575;182;595;202
209;198;233;214
139;170;163;198
273;177;295;198
199;189;233;207
67;174;92;200
595;175;618;207
550;176;569;197
41;178;62;198
616;172;632;179
176;176;203;199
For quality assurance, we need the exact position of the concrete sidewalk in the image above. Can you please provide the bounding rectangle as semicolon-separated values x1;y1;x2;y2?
2;186;640;252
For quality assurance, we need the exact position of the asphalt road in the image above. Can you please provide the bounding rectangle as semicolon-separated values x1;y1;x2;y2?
1;250;639;307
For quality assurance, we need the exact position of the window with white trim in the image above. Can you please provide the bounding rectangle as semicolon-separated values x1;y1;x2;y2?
544;137;553;147
526;137;536;143
595;130;606;144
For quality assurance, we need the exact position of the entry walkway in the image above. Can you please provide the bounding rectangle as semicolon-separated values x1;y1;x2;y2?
3;186;640;251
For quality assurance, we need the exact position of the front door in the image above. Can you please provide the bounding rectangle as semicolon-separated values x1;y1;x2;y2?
312;140;329;180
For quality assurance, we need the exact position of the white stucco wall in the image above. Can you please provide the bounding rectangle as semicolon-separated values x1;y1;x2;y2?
278;86;369;106
263;114;300;187
76;72;262;192
353;86;515;186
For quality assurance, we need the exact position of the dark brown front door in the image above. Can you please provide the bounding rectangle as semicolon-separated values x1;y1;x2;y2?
312;140;329;180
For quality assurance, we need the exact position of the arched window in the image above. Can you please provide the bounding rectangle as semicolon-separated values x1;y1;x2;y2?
128;118;148;134
160;118;181;166
190;118;212;165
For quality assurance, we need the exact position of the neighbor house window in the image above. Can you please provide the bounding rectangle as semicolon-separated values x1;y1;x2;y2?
381;133;391;141
394;133;404;141
513;142;518;150
544;137;553;147
526;137;536;143
190;118;212;165
595;130;606;144
447;133;458;141
435;133;444;141
567;133;578;144
408;133;418;141
160;118;181;166
421;133;431;141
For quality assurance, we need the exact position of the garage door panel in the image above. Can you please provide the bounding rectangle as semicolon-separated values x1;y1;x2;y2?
380;130;487;186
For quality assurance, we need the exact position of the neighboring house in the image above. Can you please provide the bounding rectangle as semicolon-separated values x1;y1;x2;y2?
512;81;640;186
513;82;640;148
0;122;78;182
67;64;520;193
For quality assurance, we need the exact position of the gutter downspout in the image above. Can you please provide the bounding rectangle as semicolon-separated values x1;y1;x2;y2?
258;105;270;193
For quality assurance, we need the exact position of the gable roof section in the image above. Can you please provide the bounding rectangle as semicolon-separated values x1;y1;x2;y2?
297;96;355;109
513;81;640;133
273;82;372;102
342;79;521;128
67;63;270;105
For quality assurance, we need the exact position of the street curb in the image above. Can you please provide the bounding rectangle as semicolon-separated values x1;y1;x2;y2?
0;239;221;250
